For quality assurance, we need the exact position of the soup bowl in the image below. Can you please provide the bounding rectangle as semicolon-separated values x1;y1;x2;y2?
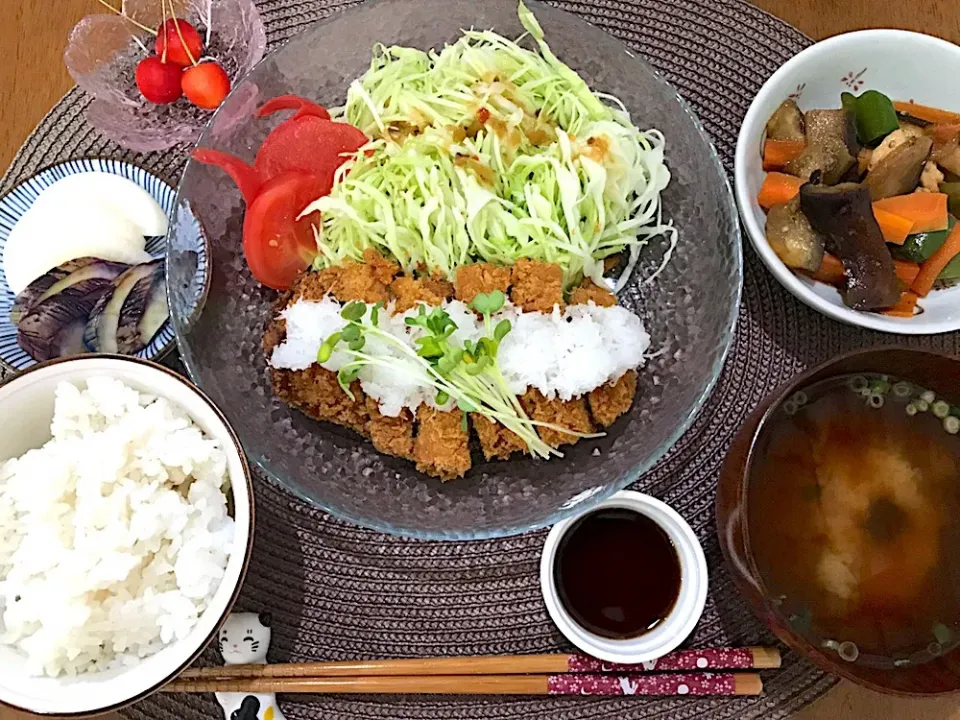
717;347;960;695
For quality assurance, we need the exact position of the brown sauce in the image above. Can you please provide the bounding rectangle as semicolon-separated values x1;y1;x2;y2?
554;508;681;639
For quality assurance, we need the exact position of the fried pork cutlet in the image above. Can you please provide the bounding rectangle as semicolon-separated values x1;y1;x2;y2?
568;279;617;307
272;365;369;433
414;407;472;480
520;389;593;448
471;414;527;460
366;399;416;460
510;258;564;313
390;276;449;313
454;263;512;304
588;370;638;428
419;272;455;301
325;249;399;303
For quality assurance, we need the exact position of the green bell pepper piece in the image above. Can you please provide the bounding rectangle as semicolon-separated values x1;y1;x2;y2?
939;253;960;281
940;182;960;218
846;90;900;146
893;217;957;263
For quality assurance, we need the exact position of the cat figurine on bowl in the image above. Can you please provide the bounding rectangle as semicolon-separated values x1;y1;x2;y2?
215;612;286;720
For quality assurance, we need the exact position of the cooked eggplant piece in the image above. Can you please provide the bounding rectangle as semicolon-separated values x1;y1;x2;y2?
10;258;128;325
765;196;825;271
799;182;900;310
84;260;165;354
785;110;859;185
933;137;960;177
786;139;856;185
896;111;932;129
116;263;168;354
805;109;858;156
16;281;113;361
766;99;805;141
864;134;933;200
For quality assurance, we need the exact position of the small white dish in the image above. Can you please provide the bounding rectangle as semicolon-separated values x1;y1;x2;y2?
735;29;960;334
0;355;253;717
540;490;708;664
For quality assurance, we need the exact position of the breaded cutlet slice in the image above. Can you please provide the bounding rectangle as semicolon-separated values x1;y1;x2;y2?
568;279;617;307
454;263;512;304
271;366;369;434
390;276;448;313
365;398;416;460
419;273;455;300
588;370;638;428
520;389;593;448
326;249;400;303
413;407;471;480
471;414;527;461
510;259;564;313
453;261;522;459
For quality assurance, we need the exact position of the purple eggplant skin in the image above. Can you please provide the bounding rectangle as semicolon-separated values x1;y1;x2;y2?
16;280;115;361
799;181;900;310
116;263;168;354
9;258;128;325
84;260;164;354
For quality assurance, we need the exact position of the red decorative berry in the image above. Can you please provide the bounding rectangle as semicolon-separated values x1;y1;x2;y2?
135;56;183;105
181;62;232;110
155;18;204;68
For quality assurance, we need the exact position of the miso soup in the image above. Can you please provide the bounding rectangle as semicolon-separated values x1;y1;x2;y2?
749;374;960;667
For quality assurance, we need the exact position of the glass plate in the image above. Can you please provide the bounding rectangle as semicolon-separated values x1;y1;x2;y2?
168;0;742;539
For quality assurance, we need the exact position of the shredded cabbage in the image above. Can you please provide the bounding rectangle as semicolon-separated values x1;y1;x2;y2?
303;1;675;289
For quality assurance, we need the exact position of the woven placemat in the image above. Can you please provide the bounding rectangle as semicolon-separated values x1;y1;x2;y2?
5;0;960;718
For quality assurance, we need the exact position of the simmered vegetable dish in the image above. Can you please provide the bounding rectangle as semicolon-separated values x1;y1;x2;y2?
758;91;960;317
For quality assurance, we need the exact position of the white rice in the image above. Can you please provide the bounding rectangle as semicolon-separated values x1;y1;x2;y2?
270;297;650;415
0;378;234;677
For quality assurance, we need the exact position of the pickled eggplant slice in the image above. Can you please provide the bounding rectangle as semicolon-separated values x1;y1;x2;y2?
116;264;168;354
17;280;114;361
799;182;900;310
10;258;128;325
765;196;825;271
84;260;164;354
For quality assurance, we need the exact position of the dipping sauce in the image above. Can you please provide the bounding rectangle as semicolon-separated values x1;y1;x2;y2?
554;508;681;639
749;373;960;666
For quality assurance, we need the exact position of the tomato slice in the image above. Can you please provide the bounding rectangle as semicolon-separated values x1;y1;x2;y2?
242;171;325;290
257;94;331;122
191;148;262;204
254;116;368;190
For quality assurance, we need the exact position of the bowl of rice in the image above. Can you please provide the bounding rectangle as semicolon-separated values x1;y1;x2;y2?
0;355;253;716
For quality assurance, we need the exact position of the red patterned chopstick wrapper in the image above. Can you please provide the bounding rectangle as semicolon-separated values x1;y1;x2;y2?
568;648;755;673
548;672;737;696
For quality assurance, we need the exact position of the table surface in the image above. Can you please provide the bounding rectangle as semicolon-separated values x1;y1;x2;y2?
2;1;959;719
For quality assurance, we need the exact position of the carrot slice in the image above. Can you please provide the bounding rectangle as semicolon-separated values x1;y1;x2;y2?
810;253;846;286
873;207;914;245
757;172;803;210
873;193;948;234
883;290;920;317
912;223;960;297
894;259;921;286
894;101;960;125
926;124;960;144
762;139;806;171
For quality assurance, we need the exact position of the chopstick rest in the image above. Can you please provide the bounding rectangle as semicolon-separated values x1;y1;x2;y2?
213;613;287;720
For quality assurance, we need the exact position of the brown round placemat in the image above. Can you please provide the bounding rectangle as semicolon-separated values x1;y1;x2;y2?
5;1;959;718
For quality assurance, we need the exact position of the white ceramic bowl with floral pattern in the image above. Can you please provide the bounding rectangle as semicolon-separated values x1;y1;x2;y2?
735;30;960;334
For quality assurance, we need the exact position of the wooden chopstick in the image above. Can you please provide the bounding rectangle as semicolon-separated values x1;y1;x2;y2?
164;672;763;697
177;648;780;681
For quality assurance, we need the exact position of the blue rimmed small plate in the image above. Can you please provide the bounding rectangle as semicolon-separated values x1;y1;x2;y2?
0;158;206;372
